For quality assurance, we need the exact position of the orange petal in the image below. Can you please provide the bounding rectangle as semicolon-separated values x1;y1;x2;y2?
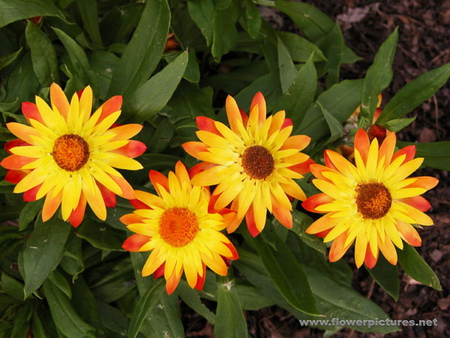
404;176;439;190
97;95;122;125
110;175;136;200
23;185;40;202
196;116;222;135
245;206;260;237
6;122;40;145
120;213;144;225
271;195;293;229
249;92;266;127
68;194;87;227
364;244;379;269
302;193;334;213
225;95;244;134
5;169;28;184
378;131;396;164
50;83;70;119
354;129;370;164
113;140;146;158
392;145;416;164
396;220;422;247
306;213;340;234
288;158;314;175
279;135;311;151
98;182;116;208
182;141;208;158
22;102;45;124
328;233;351;263
122;234;150;252
149;170;169;194
0;155;36;170
399;196;431;212
110;124;143;141
42;190;62;222
194;265;207;291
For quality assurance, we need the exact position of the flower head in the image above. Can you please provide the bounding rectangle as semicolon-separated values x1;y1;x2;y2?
1;83;146;227
303;129;438;268
183;92;312;236
120;161;239;294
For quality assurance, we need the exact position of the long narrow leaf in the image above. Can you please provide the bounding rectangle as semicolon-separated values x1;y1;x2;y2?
22;216;72;298
107;0;170;102
0;0;64;28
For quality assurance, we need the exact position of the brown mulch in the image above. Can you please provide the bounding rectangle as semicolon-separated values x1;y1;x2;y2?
185;0;450;337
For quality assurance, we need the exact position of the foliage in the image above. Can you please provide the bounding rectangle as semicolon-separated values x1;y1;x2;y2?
0;0;448;337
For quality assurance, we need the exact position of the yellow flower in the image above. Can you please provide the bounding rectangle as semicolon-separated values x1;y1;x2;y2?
1;83;146;227
183;92;312;236
303;129;438;268
120;161;239;295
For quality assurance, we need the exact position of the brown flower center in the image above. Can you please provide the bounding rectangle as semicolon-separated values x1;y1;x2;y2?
52;134;89;171
159;207;199;247
356;183;392;219
241;145;274;180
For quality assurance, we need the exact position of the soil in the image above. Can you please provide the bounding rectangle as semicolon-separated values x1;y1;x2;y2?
185;1;450;337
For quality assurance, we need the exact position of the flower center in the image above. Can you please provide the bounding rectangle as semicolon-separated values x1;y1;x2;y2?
159;207;199;247
356;183;392;219
52;134;90;171
241;145;274;180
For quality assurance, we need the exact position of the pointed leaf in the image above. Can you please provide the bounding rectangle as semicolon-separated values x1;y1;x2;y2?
22;216;72;298
249;228;318;315
107;0;170;101
367;255;399;300
360;29;398;127
214;274;248;338
127;51;188;122
278;36;297;94
0;0;64;28
377;63;450;124
127;279;164;338
398;244;441;290
43;279;96;338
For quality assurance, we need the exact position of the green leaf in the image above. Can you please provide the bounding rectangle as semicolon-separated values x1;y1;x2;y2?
48;269;72;299
127;51;188;122
0;48;22;71
52;27;98;92
317;23;344;87
377;63;450;124
187;0;214;46
235;283;274;310
96;300;131;338
76;221;125;252
249;228;318;315
18;199;43;231
127;279;165;338
289;210;326;255
319;101;345;142
107;0;170;102
277;36;297;94
367;255;399;300
244;0;261;39
139;290;185;338
177;281;215;324
397;140;450;171
278;32;327;63
274;54;317;127
382;116;416;132
296;79;363;147
211;1;239;62
25;21;59;86
1;273;24;300
360;29;398;127
76;0;102;47
397;244;441;290
0;0;64;28
60;236;85;281
43;279;96;338
21;216;72;298
32;311;49;338
214;274;248;338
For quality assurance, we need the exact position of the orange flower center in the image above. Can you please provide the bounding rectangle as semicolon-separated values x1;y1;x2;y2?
242;145;274;180
356;183;392;219
159;207;199;247
52;134;89;171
